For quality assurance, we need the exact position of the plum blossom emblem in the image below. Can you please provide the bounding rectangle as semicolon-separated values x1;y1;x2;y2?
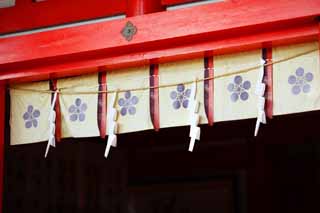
227;75;251;102
170;84;191;110
69;98;87;122
23;105;40;129
118;91;139;116
288;67;313;95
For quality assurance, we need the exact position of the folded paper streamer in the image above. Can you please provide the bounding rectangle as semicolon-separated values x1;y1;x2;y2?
188;81;201;152
10;81;51;145
45;90;58;158
159;58;207;128
214;49;262;122
254;59;267;136
106;66;153;134
58;74;100;138
273;41;320;115
104;92;118;158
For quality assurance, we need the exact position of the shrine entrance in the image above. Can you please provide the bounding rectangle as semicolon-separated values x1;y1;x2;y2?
4;108;320;213
1;1;320;213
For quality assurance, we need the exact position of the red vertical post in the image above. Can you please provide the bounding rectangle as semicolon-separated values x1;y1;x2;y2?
127;0;164;130
0;83;5;213
126;0;165;17
50;80;62;142
204;57;214;126
149;64;160;131
98;71;107;138
263;48;273;119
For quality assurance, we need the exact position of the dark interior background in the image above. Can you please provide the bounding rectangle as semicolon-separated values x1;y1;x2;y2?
3;92;320;213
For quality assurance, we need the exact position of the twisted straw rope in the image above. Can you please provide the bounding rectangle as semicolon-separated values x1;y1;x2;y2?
9;48;318;95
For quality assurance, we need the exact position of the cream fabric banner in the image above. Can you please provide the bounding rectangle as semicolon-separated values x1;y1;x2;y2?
159;58;207;128
58;74;100;138
107;66;153;134
10;81;51;145
273;41;320;115
214;49;262;122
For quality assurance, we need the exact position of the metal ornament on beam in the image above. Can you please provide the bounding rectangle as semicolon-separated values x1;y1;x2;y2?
121;21;137;41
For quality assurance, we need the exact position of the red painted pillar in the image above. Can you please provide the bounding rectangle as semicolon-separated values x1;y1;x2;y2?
0;83;5;213
127;0;164;131
126;0;165;17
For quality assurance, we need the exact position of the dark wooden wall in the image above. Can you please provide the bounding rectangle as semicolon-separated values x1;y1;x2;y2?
3;140;128;213
3;106;320;212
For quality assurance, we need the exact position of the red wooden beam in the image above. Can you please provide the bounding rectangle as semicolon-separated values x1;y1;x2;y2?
1;21;318;84
127;0;165;17
161;0;201;6
0;0;320;83
0;0;127;34
2;0;319;65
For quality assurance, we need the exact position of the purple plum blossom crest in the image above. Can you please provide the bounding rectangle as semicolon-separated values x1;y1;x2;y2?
288;67;313;95
227;75;251;102
69;98;87;122
170;84;191;110
23;105;40;129
118;91;139;116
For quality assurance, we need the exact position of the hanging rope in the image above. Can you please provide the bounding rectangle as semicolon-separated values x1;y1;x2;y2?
9;48;318;95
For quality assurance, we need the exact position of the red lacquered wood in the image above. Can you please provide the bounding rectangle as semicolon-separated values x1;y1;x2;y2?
0;83;5;213
2;22;319;84
98;71;107;138
149;64;160;131
263;48;273;119
127;0;165;17
1;0;320;66
161;0;201;6
51;80;62;142
0;0;319;84
0;0;127;34
204;57;214;126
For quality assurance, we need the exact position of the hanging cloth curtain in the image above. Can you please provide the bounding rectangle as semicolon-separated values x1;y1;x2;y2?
58;73;100;138
10;81;51;145
9;41;320;146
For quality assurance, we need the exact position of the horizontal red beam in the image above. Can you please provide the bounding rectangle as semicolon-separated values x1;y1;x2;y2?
0;0;319;83
0;0;127;34
1;0;319;65
161;0;201;6
0;0;201;35
2;22;318;84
